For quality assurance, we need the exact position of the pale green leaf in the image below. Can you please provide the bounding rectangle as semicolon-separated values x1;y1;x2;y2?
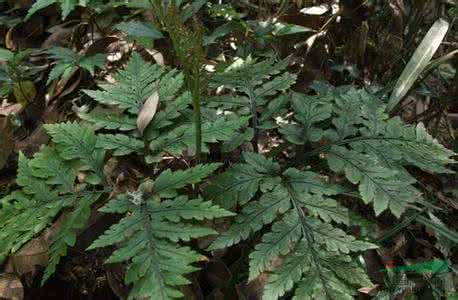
387;19;450;111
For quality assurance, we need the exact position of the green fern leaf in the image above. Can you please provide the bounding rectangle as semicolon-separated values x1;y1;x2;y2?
45;122;105;183
209;153;376;298
283;168;343;196
44;121;96;160
296;193;350;225
243;151;281;174
205;152;282;208
90;198;224;299
149;117;248;161
327;145;420;217
209;187;291;250
148;196;234;221
89;163;230;299
249;212;302;280
204;164;264;208
154;163;222;197
279;87;455;217
263;243;311;300
16;152;55;198
211;58;290;90
308;219;376;253
43;192;102;283
83;52;164;114
78;111;137;131
0;191;62;261
254;72;297;98
280;92;332;143
96;134;145;156
29;146;76;193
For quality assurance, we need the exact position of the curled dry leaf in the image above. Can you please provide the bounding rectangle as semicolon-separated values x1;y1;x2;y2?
5;27;16;50
0;274;23;300
137;90;159;135
145;48;165;66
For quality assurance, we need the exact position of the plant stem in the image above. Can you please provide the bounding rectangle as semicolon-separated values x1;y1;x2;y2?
148;0;204;163
191;73;202;163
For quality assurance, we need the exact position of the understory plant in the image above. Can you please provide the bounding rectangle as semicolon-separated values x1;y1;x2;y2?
205;81;455;299
0;1;456;299
1;50;455;299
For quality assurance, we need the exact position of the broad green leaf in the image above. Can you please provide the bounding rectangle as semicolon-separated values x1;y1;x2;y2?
26;0;57;20
115;21;164;40
387;19;449;111
0;48;13;61
272;22;315;36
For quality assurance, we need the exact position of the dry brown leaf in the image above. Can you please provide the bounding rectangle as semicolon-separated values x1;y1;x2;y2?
137;90;159;135
0;274;23;300
0;101;23;116
41;26;73;49
15;125;50;156
146;48;165;66
55;69;83;100
4;237;49;277
358;284;379;296
5;27;16;50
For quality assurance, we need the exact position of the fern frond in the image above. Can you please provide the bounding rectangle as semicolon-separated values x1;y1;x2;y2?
47;47;105;84
327;145;420;217
89;164;230;299
148;117;248;161
205;152;282;208
96;134;145;156
82;51;195;157
209;152;377;299
78;111;137;131
83;52;164;114
0;191;62;262
210;58;296;148
16;152;57;197
43;192;102;283
154;163;222;197
279;92;333;143
209;187;291;250
211;58;291;91
45;122;105;184
0;141;98;269
249;212;302;280
278;87;456;216
148;196;234;222
29;146;76;193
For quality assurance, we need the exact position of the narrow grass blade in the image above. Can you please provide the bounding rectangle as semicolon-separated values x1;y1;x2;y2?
387;19;449;112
